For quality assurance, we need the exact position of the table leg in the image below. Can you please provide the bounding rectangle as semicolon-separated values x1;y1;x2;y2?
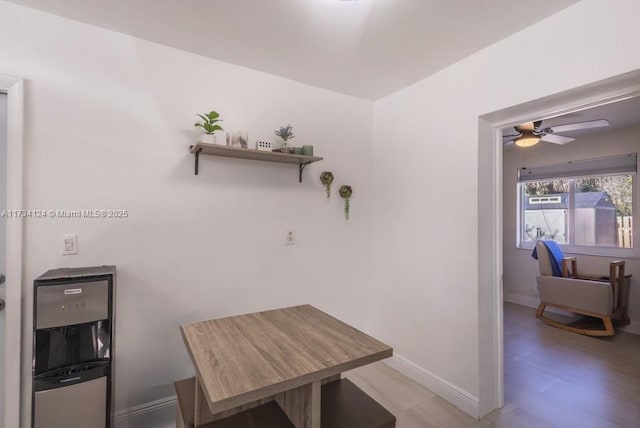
321;374;341;385
194;378;213;427
276;380;321;428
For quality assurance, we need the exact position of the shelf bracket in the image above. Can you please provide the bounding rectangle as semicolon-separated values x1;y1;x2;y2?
299;162;312;183
194;147;202;175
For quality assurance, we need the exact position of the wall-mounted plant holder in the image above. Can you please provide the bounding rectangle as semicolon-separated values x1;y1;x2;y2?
339;185;353;220
320;171;334;199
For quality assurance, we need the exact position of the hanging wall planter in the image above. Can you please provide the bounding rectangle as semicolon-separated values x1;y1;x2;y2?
320;171;334;200
339;185;353;220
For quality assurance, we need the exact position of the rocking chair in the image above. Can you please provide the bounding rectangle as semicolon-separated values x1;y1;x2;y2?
533;240;631;336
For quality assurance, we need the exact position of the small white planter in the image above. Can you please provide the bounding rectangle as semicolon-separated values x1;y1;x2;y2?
198;134;217;145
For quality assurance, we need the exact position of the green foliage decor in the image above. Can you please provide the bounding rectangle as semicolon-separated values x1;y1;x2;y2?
339;185;353;220
320;171;334;200
194;111;223;135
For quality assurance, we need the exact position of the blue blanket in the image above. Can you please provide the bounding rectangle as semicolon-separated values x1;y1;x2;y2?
531;240;564;277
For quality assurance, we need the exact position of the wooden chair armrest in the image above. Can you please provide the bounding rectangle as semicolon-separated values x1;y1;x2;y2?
562;257;577;278
609;261;625;311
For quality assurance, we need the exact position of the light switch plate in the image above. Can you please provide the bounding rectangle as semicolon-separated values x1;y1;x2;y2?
61;233;78;255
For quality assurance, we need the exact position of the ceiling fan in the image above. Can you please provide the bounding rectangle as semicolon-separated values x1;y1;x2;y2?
503;119;610;147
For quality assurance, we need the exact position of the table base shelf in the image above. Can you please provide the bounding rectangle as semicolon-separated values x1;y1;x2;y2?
321;379;396;428
175;377;396;428
175;377;293;428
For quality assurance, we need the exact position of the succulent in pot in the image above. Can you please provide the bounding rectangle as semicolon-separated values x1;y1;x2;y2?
320;171;335;200
339;185;353;220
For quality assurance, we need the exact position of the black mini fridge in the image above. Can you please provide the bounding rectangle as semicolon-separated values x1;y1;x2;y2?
32;266;116;428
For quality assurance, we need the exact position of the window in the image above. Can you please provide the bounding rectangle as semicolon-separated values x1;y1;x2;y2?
522;179;569;244
518;154;636;251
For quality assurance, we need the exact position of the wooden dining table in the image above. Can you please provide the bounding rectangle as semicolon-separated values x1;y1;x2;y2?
178;304;394;428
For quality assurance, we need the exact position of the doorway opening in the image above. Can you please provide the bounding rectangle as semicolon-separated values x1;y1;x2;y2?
499;94;640;425
477;69;640;418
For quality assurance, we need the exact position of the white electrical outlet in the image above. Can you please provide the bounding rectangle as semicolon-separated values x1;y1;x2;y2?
61;233;78;255
285;228;296;245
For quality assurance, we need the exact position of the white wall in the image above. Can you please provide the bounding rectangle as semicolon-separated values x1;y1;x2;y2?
503;125;640;327
0;1;375;424
371;0;640;415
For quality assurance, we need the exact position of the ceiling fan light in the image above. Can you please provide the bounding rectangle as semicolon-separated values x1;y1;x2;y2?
515;132;540;148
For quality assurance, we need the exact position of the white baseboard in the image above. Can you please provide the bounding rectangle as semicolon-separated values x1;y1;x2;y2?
384;354;479;419
505;292;577;317
619;320;640;335
503;292;540;309
504;292;640;335
114;396;176;428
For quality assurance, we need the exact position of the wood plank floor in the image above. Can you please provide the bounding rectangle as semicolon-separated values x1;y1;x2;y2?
344;302;640;428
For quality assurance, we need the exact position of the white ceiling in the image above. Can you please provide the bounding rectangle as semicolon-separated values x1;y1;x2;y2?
4;0;580;100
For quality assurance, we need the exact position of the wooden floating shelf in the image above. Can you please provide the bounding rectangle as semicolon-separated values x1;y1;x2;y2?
189;142;323;182
190;142;323;165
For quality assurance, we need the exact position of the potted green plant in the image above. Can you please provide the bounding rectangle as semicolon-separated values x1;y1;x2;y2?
274;124;295;153
194;111;223;144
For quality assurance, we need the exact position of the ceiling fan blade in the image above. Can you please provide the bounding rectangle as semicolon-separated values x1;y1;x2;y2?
547;119;610;134
541;134;575;145
503;140;515;148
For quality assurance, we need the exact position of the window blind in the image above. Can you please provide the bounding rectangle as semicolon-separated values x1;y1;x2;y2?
518;153;637;182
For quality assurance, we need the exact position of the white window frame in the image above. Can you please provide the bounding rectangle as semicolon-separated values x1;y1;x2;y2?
517;161;638;259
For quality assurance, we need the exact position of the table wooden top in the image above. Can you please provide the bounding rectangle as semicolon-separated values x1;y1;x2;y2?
180;304;392;414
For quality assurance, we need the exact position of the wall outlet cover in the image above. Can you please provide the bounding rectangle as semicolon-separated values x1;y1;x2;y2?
285;228;296;245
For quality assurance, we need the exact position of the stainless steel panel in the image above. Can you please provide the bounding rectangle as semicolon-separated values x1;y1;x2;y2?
34;377;106;428
36;266;116;281
37;281;109;329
